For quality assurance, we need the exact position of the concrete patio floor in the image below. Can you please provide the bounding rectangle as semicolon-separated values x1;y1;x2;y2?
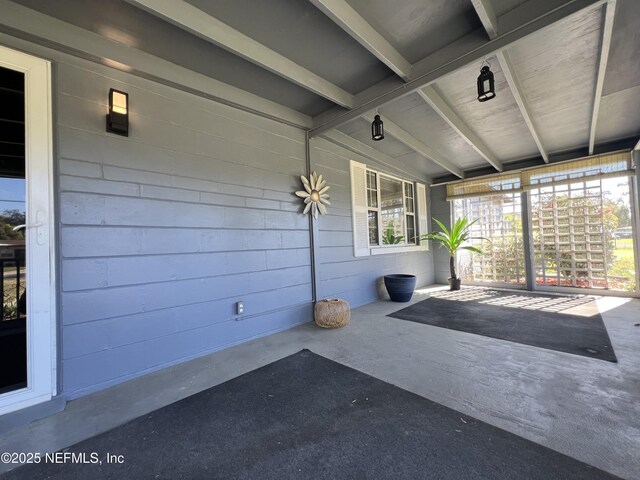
1;285;639;478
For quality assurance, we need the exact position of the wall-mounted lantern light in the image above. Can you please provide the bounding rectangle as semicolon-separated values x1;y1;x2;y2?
371;114;384;141
106;88;129;136
477;65;496;102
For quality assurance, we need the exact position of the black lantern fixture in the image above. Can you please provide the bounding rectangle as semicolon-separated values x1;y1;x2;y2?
371;114;384;141
106;88;129;136
477;65;496;102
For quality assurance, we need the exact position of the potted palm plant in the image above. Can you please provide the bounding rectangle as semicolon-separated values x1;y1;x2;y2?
420;217;486;290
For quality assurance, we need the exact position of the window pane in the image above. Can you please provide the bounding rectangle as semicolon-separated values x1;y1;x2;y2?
404;183;414;213
366;171;378;208
368;210;379;246
380;176;406;245
406;215;415;244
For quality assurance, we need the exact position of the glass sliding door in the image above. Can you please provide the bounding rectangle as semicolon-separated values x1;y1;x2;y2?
0;46;54;416
0;65;27;395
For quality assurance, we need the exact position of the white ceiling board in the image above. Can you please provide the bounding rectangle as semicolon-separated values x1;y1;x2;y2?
394;151;451;178
434;57;540;162
490;0;528;17
505;7;602;153
310;0;606;137
381;93;486;170
496;50;549;162
337;117;370;136
337;118;415;159
362;113;464;177
186;0;392;94
127;0;355;108
602;0;640;96
344;0;480;63
319;131;431;181
595;84;640;144
419;85;502;171
309;0;412;80
13;0;335;117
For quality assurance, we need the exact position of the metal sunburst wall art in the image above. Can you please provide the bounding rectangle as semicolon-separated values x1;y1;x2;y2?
295;171;330;219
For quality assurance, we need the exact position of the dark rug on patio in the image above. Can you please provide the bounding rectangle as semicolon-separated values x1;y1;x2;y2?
388;289;617;362
1;350;618;480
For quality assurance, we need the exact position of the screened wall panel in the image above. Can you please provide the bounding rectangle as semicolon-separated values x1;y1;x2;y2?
448;153;637;293
454;193;525;285
530;176;636;292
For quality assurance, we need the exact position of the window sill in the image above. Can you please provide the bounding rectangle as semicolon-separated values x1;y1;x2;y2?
370;245;429;255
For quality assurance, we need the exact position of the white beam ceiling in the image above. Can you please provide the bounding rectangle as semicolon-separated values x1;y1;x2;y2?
417;86;503;172
495;50;549;163
125;0;355;108
322;130;398;166
471;0;499;39
0;0;312;128
362;114;464;178
309;0;606;137
470;0;549;163
319;130;432;181
589;0;617;155
308;0;412;81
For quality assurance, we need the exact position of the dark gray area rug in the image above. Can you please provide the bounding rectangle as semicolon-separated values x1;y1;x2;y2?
388;289;617;362
1;350;617;480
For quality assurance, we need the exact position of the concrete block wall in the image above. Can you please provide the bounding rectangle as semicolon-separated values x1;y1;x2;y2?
55;55;312;397
310;137;434;307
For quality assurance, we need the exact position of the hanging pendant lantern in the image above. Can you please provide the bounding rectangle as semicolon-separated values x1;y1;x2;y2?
477;65;496;102
371;114;384;141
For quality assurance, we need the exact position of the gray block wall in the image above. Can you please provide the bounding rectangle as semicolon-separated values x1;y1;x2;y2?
429;185;452;284
310;137;434;307
55;56;312;397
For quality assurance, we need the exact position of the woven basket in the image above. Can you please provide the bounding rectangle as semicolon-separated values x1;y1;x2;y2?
314;299;350;328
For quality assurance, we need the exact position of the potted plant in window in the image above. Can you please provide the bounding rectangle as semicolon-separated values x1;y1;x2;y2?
382;223;405;245
420;217;486;291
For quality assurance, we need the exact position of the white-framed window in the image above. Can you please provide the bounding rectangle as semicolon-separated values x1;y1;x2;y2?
350;160;429;257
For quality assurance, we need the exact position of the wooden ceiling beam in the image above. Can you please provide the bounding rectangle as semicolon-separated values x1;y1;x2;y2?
588;0;617;155
308;0;412;80
417;85;503;172
362;113;464;178
309;0;606;137
126;0;355;108
495;50;549;163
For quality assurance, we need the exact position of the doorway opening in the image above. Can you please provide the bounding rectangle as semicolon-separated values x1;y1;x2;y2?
0;45;54;416
0;65;27;395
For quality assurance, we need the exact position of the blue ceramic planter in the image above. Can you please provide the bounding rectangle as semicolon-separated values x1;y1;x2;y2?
384;274;417;302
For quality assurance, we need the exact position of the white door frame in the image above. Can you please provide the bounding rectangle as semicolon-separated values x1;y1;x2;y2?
0;45;56;416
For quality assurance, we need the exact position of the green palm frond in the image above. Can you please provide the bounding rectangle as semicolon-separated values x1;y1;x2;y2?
461;246;484;255
418;216;488;281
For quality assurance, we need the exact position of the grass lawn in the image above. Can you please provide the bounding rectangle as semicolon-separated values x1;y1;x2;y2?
611;238;636;291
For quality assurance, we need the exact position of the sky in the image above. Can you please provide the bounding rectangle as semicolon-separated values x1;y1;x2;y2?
0;178;26;215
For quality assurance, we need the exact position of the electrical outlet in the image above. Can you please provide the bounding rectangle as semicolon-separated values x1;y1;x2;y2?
236;301;244;315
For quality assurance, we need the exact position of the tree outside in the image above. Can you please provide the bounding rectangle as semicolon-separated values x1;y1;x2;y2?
0;209;26;320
